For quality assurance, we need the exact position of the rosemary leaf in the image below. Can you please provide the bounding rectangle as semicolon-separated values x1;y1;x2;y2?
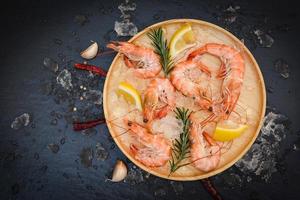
147;28;173;76
169;107;192;175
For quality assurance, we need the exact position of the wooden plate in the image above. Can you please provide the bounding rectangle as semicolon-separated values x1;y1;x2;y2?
103;19;266;181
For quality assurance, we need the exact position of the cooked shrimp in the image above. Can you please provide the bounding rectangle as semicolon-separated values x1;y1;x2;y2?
107;41;161;78
143;78;176;123
188;43;245;120
170;60;212;109
124;119;171;167
189;114;221;172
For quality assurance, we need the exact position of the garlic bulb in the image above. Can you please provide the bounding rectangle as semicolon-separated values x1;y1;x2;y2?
111;160;127;182
80;42;98;59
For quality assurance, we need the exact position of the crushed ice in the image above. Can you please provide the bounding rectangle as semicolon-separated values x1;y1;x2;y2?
124;165;144;185
254;29;274;48
11;113;30;130
170;181;184;195
83;90;103;105
114;0;138;36
56;69;73;90
154;188;167;196
235;111;288;182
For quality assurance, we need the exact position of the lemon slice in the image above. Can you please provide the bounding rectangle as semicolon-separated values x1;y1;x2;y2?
117;82;143;111
169;23;196;58
213;122;248;142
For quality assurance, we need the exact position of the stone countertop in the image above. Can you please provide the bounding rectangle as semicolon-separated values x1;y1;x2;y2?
0;0;299;199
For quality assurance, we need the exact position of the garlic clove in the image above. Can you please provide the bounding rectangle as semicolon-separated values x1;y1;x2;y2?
111;160;127;182
80;42;98;59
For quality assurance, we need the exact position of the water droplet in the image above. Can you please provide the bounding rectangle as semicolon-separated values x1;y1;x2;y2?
34;152;40;160
50;118;58;125
48;143;60;154
60;137;66;145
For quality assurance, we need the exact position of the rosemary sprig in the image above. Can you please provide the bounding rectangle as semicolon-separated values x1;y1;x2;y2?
147;28;173;76
169;107;192;175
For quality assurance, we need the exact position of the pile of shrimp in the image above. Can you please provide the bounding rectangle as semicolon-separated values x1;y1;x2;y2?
107;39;245;172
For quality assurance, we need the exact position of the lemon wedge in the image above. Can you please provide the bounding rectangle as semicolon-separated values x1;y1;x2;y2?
117;82;143;111
169;23;196;58
213;122;248;142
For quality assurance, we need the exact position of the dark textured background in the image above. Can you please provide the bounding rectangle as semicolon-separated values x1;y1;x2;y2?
0;0;300;199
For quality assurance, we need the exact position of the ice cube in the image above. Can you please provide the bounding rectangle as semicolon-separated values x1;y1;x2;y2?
95;143;109;161
114;0;138;36
118;0;136;19
80;147;94;168
235;111;288;182
114;20;138;36
254;29;274;48
274;59;289;79
11;113;30;130
56;69;73;90
170;181;184;195
43;57;58;72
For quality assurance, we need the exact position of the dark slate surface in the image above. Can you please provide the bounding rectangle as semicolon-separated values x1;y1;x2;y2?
0;0;299;199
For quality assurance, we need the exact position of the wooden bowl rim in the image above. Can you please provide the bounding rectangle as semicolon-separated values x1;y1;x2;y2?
103;18;266;181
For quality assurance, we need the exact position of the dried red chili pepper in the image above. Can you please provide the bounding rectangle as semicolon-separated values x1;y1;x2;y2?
74;63;107;77
201;178;223;200
73;118;106;131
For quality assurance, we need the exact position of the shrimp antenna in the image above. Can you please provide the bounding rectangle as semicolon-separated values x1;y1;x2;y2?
108;121;128;131
106;109;138;123
235;103;248;124
113;129;130;138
